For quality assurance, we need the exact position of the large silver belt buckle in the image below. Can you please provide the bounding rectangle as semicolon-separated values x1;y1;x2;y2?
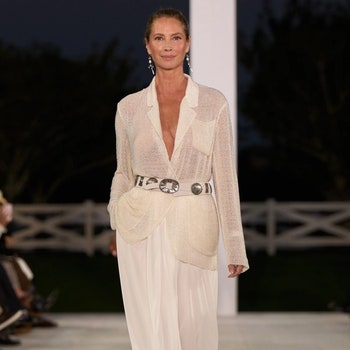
159;178;179;194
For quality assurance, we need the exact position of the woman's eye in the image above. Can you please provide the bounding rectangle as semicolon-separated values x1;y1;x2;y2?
154;36;163;41
173;36;182;41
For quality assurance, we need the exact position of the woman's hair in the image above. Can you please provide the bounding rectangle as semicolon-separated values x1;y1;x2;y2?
144;8;190;42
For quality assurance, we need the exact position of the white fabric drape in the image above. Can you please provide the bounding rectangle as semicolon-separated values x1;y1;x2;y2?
117;219;219;350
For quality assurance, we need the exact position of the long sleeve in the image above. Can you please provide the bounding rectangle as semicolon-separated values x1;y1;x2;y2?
107;106;134;230
212;101;249;272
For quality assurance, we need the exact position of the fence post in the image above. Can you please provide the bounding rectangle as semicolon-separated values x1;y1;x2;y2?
84;200;94;257
266;198;276;255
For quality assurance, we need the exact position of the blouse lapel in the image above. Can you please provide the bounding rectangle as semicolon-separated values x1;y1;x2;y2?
146;75;199;160
146;78;163;140
173;76;199;155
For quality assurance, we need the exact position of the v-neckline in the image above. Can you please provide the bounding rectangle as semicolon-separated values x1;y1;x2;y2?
158;97;184;161
146;75;197;163
156;81;187;161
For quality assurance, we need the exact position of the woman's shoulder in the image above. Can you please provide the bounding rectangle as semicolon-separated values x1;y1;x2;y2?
185;75;228;108
186;74;226;101
198;83;226;100
194;81;228;108
118;87;147;108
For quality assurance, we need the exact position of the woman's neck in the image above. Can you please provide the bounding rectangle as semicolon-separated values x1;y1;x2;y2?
155;70;187;95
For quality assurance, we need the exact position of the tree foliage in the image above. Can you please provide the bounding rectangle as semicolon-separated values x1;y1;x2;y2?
0;40;138;202
238;0;350;200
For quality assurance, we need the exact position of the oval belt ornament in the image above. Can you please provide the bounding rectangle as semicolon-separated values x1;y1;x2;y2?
159;179;180;194
146;177;158;185
191;183;203;195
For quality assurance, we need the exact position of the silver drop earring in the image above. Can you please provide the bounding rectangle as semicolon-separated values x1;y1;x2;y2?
148;55;155;75
186;53;193;73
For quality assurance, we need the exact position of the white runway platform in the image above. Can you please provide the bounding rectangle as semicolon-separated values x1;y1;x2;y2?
11;312;350;350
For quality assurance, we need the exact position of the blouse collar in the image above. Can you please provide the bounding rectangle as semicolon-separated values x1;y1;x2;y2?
147;74;199;108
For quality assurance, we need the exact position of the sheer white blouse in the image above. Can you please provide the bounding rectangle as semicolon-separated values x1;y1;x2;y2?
108;75;249;272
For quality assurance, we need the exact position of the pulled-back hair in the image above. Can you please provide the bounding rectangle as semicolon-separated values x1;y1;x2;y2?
144;8;190;42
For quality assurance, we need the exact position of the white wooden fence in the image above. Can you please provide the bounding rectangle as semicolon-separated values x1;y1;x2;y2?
242;199;350;255
11;201;111;256
9;199;350;256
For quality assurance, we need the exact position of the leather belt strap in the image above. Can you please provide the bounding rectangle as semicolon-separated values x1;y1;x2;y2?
135;175;212;196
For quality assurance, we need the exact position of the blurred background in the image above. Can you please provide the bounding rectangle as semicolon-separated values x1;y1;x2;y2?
0;0;349;313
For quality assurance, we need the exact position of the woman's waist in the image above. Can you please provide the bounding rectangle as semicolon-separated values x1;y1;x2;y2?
134;174;212;196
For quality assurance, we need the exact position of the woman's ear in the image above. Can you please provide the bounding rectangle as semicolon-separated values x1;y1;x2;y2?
145;39;150;53
186;36;191;53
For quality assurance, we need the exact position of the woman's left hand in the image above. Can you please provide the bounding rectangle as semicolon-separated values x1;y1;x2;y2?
109;234;117;257
227;264;243;278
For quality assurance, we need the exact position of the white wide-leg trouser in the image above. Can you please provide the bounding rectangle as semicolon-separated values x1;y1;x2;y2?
117;219;218;350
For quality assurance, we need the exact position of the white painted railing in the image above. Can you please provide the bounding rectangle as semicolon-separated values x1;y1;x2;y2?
242;199;350;255
9;200;350;256
11;201;112;256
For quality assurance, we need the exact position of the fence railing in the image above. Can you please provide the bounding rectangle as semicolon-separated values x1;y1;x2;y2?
9;200;350;256
242;199;350;255
11;201;112;256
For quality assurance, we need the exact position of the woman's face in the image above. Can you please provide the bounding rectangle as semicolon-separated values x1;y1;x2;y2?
146;16;190;73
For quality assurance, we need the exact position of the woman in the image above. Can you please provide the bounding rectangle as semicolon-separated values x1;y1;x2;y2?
108;8;249;350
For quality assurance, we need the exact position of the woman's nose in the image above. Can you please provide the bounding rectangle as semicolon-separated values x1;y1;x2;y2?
163;40;173;51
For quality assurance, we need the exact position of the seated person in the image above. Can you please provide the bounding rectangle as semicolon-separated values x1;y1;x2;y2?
0;263;26;345
0;190;57;327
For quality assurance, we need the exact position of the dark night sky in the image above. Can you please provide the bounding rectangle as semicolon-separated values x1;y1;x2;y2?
0;0;187;56
0;0;272;87
3;1;346;88
0;0;263;54
0;0;188;86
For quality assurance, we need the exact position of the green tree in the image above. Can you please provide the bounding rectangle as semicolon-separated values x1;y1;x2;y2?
0;40;138;202
238;0;350;200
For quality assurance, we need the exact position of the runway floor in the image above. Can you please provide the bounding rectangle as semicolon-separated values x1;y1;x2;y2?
8;312;350;350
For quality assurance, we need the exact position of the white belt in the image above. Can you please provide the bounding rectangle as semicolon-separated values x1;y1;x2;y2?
135;175;212;196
